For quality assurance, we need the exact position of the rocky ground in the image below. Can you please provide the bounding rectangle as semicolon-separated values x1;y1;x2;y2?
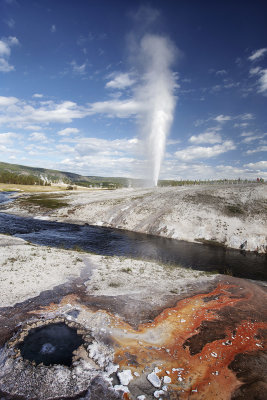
0;234;266;399
5;183;267;253
0;184;266;399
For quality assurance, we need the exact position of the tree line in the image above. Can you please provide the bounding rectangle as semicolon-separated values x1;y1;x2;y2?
0;171;50;186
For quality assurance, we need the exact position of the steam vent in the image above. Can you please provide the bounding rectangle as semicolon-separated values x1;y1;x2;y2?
18;322;83;366
0;317;121;399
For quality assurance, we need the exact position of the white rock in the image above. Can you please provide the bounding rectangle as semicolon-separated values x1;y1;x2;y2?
114;385;129;393
147;372;161;388
154;390;165;398
117;369;133;386
163;376;171;384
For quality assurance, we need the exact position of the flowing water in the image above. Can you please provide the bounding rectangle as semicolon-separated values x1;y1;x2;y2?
0;191;266;281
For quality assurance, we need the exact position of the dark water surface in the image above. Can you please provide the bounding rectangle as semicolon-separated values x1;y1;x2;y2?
0;192;266;281
18;323;83;366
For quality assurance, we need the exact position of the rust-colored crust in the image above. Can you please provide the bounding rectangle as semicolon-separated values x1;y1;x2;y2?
30;281;267;399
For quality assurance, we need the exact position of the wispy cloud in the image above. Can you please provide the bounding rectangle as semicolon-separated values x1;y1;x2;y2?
6;18;15;28
249;66;267;94
246;145;267;154
258;69;267;94
214;114;232;123
0;36;19;72
247;49;267;94
244;161;267;170
234;122;249;128
77;33;94;46
242;135;264;143
248;48;267;62
70;60;87;75
50;24;56;33
216;69;227;76
239;113;254;120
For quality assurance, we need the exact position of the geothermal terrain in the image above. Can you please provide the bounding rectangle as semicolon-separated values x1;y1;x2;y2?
5;182;267;253
0;183;266;399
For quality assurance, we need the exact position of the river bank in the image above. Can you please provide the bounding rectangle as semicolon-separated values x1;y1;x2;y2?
4;183;267;253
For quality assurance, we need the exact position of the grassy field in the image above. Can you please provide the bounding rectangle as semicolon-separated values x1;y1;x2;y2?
0;183;92;193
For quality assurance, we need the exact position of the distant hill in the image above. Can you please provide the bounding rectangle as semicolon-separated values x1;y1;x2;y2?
0;161;139;188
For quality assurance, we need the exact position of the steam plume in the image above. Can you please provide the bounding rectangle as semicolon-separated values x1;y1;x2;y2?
135;34;177;186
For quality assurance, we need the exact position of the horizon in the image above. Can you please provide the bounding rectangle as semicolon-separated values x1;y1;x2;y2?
0;0;266;181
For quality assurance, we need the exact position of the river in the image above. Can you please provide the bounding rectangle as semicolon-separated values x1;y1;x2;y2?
0;191;266;281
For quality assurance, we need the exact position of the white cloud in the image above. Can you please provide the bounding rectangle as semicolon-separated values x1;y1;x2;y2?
105;72;136;89
216;69;227;76
248;64;267;94
56;144;75;153
74;137;139;157
0;95;142;128
240;131;254;137
246;145;267;154
250;67;261;75
159;159;266;180
234;122;249;128
0;132;18;144
6;18;15;28
0;99;88;125
50;25;56;33
52;136;142;178
239;113;254;120
0;36;19;72
244;161;267;170
248;48;267;62
24;125;42;131
33;93;43;98
214;114;232;123
189;131;222;144
57;127;79;136
258;69;267;94
29;132;48;142
0;96;18;106
243;135;263;143
70;60;87;75
0;41;10;57
174;141;235;161
88;99;140;118
241;132;267;143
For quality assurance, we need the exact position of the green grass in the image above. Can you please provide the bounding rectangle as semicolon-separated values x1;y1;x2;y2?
19;194;68;209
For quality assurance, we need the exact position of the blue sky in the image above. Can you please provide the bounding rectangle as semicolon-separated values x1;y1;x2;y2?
0;0;267;180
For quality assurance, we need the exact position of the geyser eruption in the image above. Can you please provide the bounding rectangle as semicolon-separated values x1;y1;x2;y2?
136;34;177;186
